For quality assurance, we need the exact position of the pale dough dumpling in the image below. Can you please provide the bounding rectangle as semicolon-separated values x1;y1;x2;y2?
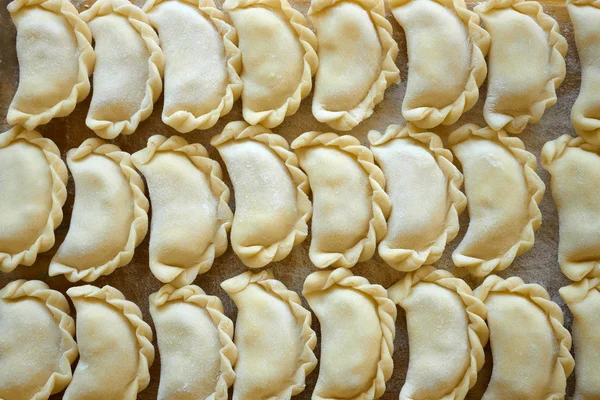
474;276;574;400
0;127;67;272
211;121;311;268
224;0;317;128
390;0;489;129
149;284;236;400
310;0;399;131
143;0;242;132
369;124;466;271
292;131;391;269
542;135;600;281
64;285;155;400
221;270;317;400
304;268;396;399
0;280;77;400
475;0;567;134
49;139;149;282
388;267;488;400
81;0;164;139
6;0;94;130
449;124;544;277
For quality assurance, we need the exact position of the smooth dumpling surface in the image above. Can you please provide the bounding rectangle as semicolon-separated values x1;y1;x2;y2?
6;0;94;130
81;0;164;139
388;267;488;400
310;0;399;131
143;0;242;132
224;0;317;128
390;0;489;129
65;285;155;400
474;276;574;400
369;124;466;271
0;127;67;272
0;280;77;400
50;139;148;283
132;135;232;285
449;124;544;277
542;135;600;281
292;131;390;268
149;284;236;400
212;121;311;268
475;0;567;134
304;268;396;399
221;270;317;400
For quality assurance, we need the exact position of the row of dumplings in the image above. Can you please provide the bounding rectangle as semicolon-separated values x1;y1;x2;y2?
3;267;599;400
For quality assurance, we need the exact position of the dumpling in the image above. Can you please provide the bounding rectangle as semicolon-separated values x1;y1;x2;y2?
81;0;164;139
221;270;317;400
143;0;242;132
542;135;600;281
474;276;574;400
224;0;317;128
390;0;490;129
0;127;67;272
211;121;311;268
0;280;77;400
49;139;149;282
474;0;567;134
64;285;155;400
369;124;466;271
303;268;396;399
6;0;94;130
292;131;391;268
149;284;236;400
388;267;488;400
310;0;399;131
449;124;544;277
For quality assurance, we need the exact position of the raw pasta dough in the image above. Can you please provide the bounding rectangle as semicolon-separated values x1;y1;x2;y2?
211;121;311;269
0;127;67;272
6;0;94;130
475;0;567;133
50;139;149;283
143;0;242;132
81;0;164;139
132;135;232;285
310;0;399;131
369;124;466;271
449;124;544;277
221;270;317;400
292;131;390;269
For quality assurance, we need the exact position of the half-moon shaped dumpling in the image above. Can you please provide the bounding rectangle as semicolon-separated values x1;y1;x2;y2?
49;139;149;282
310;0;399;131
81;0;164;139
474;0;567;134
292;131;391;269
303;268;396;399
211;121;311;268
149;284;237;400
369;124;466;271
224;0;317;128
221;270;317;400
132;135;232;286
6;0;94;130
0;280;77;400
474;276;574;400
449;124;544;277
143;0;242;133
64;285;155;400
387;267;488;400
542;135;600;281
0;127;67;272
390;0;490;129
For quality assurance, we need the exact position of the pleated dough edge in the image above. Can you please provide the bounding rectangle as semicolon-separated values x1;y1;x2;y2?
560;276;600;308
